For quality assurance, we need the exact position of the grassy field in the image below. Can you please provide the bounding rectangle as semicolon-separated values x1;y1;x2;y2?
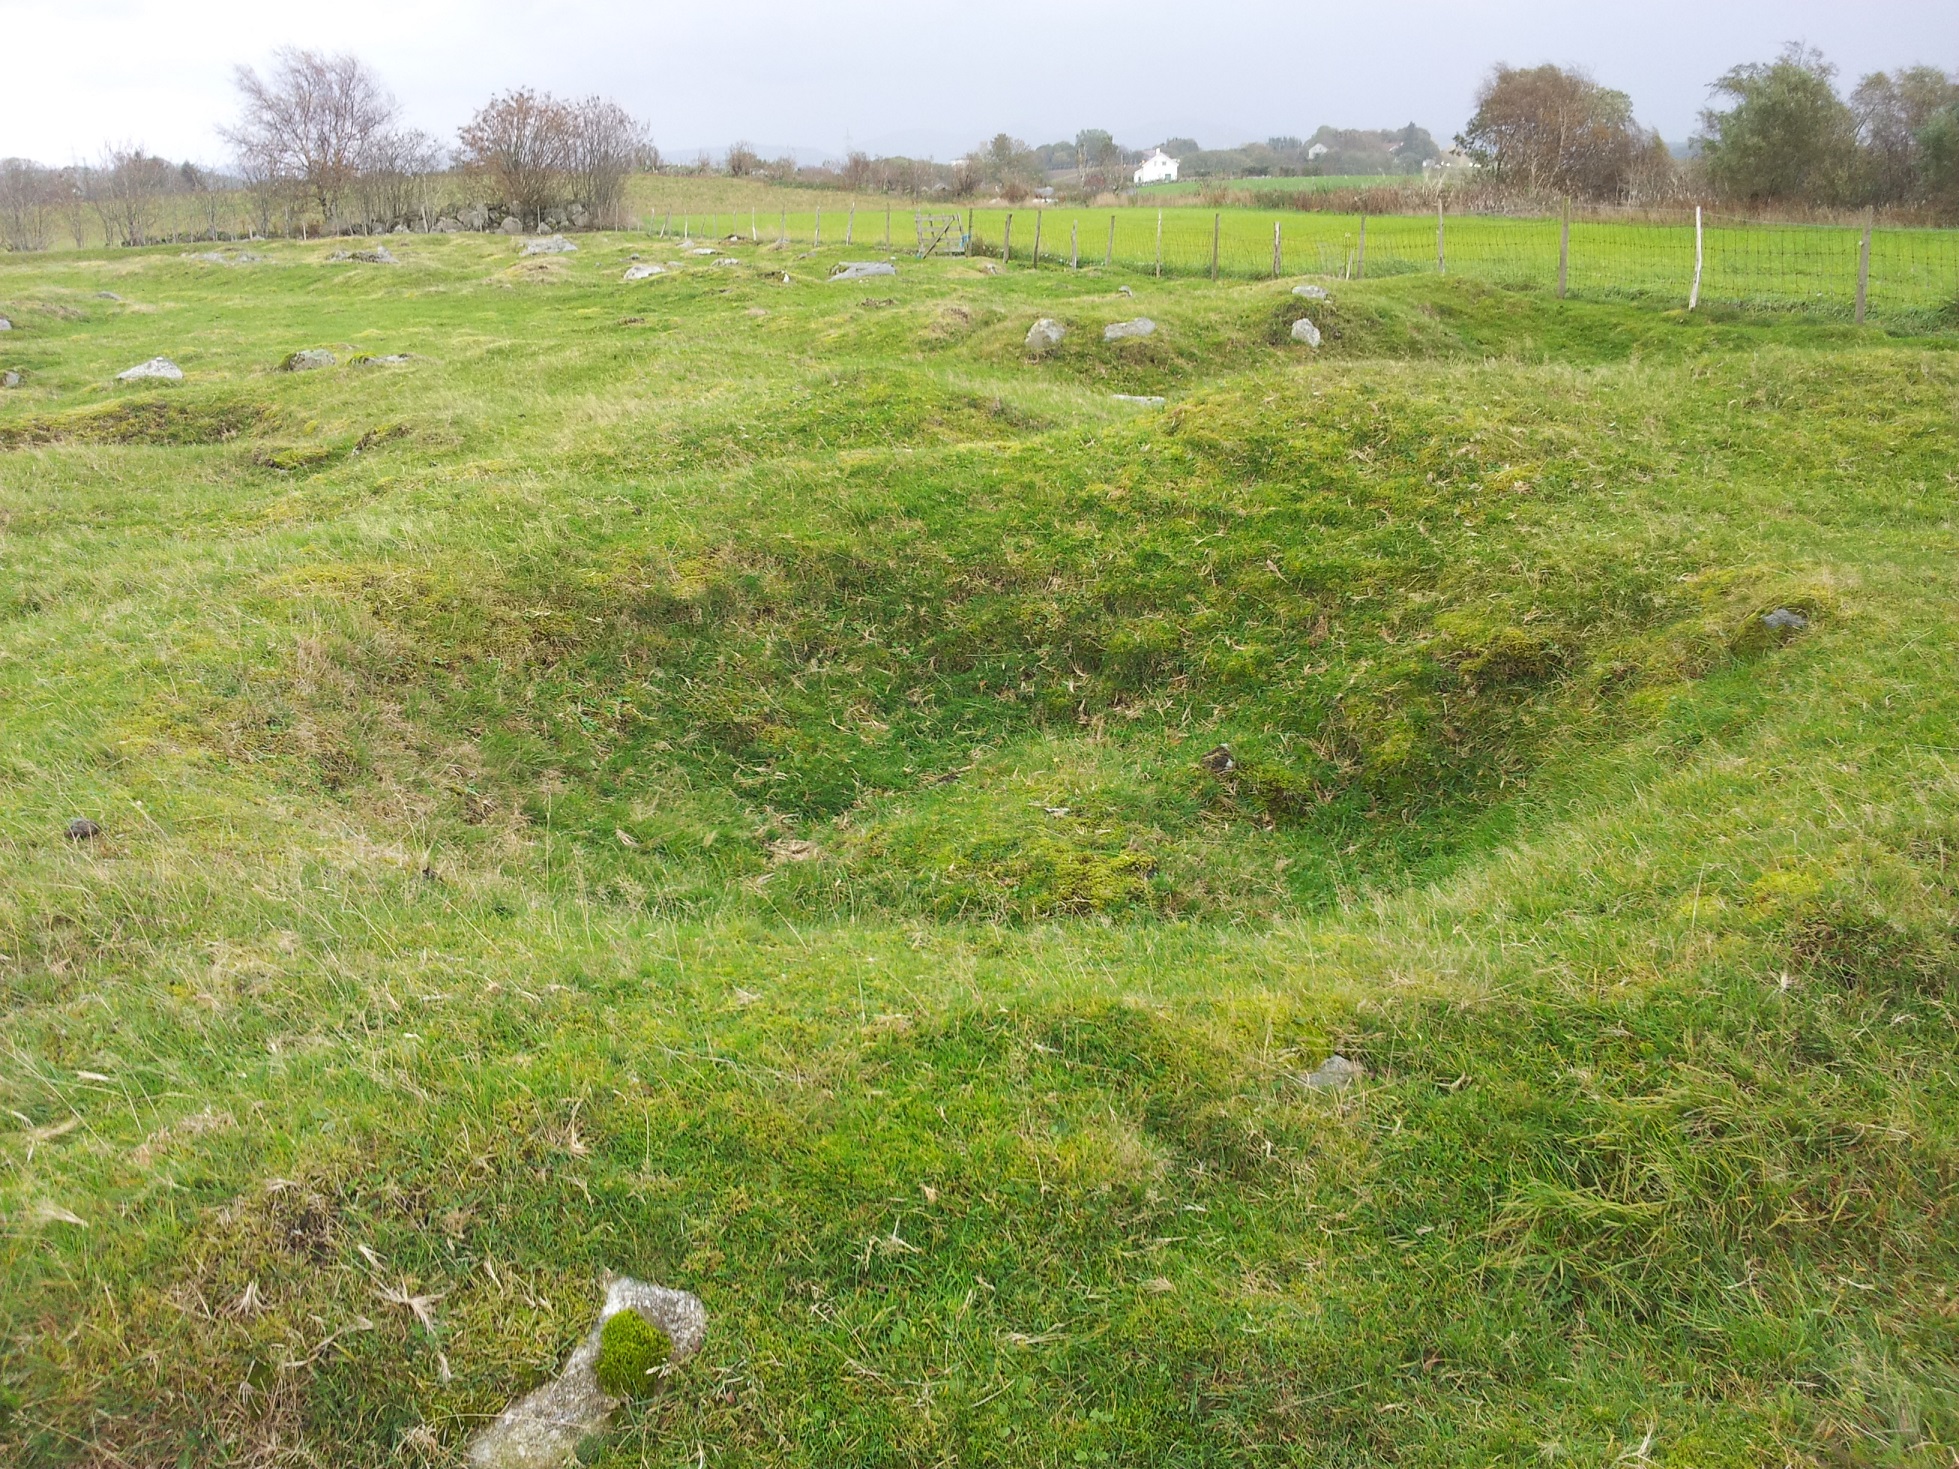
3;231;1959;1467
1130;176;1404;201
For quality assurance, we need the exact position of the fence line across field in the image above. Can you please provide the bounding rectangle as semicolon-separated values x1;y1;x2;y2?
652;203;1958;326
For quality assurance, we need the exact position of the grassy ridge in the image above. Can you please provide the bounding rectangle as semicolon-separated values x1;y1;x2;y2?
2;234;1958;1466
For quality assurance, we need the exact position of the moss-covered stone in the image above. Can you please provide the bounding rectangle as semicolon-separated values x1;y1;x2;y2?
593;1308;670;1400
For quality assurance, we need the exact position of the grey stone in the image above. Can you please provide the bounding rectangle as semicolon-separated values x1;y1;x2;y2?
521;234;578;256
65;818;101;841
1292;283;1328;299
1;370;20;388
1104;317;1156;342
830;261;897;281
464;204;491;231
1112;393;1165;406
434;216;463;233
623;264;665;281
1762;607;1809;632
96;291;122;301
350;354;413;367
687;246;717;256
467;1276;705;1469
1300;1054;1363;1091
280;349;337;372
0;317;11;331
1290;317;1322;347
1025;317;1065;351
1197;744;1235;776
327;247;396;264
1118;285;1134;296
501;216;526;235
714;256;742;267
117;357;183;382
392;223;410;234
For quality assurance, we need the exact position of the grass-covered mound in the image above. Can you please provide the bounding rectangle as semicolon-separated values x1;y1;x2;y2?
2;235;1956;1466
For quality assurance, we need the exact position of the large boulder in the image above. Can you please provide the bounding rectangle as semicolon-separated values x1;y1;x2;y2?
1025;317;1065;351
500;215;525;235
1290;317;1322;347
829;261;897;281
117;357;183;382
1103;317;1156;342
280;349;337;372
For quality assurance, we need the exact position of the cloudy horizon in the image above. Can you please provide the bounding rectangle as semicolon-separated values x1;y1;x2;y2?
1;0;1953;169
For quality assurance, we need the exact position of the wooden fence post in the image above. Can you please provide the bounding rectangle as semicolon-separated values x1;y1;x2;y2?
1357;213;1367;279
1558;198;1570;299
1003;213;1012;264
1210;212;1220;281
1856;206;1874;324
814;208;822;248
1272;220;1281;278
751;210;757;243
1689;205;1703;310
1155;210;1162;278
1106;214;1115;267
885;205;891;247
1071;219;1079;269
846;204;855;244
1436;200;1445;274
779;209;787;245
1032;209;1042;266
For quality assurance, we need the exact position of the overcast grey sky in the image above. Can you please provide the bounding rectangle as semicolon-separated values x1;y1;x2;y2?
2;0;1954;166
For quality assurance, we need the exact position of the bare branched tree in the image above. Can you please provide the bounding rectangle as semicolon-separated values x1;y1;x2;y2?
357;128;447;233
91;146;173;246
1458;64;1668;201
564;98;650;228
223;49;398;230
458;89;569;230
0;159;60;251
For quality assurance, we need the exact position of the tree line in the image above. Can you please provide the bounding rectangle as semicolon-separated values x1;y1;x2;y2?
1458;47;1959;210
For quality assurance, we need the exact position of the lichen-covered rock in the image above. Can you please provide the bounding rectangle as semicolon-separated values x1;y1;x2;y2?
117;357;183;382
623;264;665;281
1025;317;1064;351
280;349;336;372
1;370;20;389
0;317;11;331
1292;283;1328;299
830;261;896;281
1290;317;1322;347
1300;1054;1363;1090
467;1276;705;1469
1103;317;1155;341
522;235;578;256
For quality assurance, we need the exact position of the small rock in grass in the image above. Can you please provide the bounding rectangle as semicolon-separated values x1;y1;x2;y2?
349;353;413;367
1025;317;1065;351
468;1275;704;1469
65;818;102;841
688;246;718;256
622;263;664;281
1290;317;1322;347
2;370;20;389
1112;393;1165;406
1118;285;1133;296
1197;744;1235;776
1292;283;1328;299
714;256;742;267
1104;317;1155;341
0;317;11;331
1299;1054;1364;1091
117;357;183;382
830;260;897;281
1762;607;1809;632
280;348;336;372
96;291;123;301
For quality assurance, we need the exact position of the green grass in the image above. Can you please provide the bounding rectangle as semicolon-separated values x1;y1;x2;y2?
3;232;1959;1467
1131;175;1404;200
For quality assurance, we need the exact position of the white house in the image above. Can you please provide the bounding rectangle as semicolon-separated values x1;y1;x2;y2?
1306;142;1329;161
1132;148;1179;185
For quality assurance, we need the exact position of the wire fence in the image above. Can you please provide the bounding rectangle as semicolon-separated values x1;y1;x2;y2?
644;202;1959;327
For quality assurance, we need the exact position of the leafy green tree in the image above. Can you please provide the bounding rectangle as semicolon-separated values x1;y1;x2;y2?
1852;66;1959;202
1696;45;1859;204
1919;103;1959;208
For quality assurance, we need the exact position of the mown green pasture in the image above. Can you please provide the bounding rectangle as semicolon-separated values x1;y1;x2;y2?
2;231;1958;1467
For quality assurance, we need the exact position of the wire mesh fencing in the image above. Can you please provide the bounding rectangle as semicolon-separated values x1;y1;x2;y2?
650;202;1958;328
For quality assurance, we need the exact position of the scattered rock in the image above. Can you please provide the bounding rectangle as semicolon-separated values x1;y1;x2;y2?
1762;607;1809;632
714;256;742;267
1118;285;1134;296
65;818;102;842
1025;317;1065;351
1112;393;1165;406
622;263;665;281
326;247;396;264
1197;744;1235;776
1104;317;1156;341
2;370;20;389
1292;283;1328;299
0;317;11;331
433;216;463;233
501;217;526;235
688;246;718;256
349;353;413;367
467;1276;705;1469
117;357;183;382
1299;1054;1364;1091
96;291;123;301
857;299;893;309
392;223;411;234
521;235;577;256
1290;317;1322;347
976;261;1000;275
830;261;897;281
280;348;337;372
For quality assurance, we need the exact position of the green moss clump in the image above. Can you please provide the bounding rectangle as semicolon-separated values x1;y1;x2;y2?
593;1308;670;1400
